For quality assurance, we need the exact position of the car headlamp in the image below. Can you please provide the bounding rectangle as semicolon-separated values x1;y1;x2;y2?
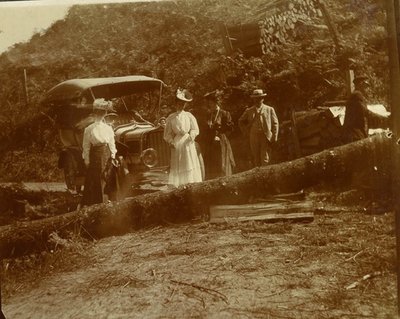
141;148;158;168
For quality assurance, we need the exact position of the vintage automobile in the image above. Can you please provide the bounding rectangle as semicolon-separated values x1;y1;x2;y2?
42;75;171;196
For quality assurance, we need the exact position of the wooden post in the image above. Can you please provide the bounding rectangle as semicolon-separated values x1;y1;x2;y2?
317;1;355;108
219;23;234;55
289;107;302;159
345;69;354;94
0;260;4;319
385;0;400;315
316;0;341;49
23;68;28;106
156;82;163;121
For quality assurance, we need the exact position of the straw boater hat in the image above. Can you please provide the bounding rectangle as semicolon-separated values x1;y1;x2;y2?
176;88;193;102
204;89;223;100
250;89;267;98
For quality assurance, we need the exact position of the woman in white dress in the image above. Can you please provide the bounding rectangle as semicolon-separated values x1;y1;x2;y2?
81;98;117;206
164;89;203;187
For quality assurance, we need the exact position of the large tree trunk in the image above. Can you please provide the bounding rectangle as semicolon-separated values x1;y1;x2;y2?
0;134;392;259
0;183;64;213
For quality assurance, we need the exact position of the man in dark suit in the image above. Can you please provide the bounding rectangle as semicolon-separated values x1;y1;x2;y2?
343;75;389;143
238;89;279;167
343;75;370;142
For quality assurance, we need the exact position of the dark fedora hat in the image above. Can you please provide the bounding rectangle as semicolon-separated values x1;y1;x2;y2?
353;75;369;85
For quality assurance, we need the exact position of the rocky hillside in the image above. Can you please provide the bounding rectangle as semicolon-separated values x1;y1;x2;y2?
0;0;389;181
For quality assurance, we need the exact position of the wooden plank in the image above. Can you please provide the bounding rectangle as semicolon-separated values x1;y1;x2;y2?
268;190;306;201
209;201;314;223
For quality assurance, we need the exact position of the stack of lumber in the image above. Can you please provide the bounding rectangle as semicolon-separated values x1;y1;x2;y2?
274;108;344;161
296;108;343;155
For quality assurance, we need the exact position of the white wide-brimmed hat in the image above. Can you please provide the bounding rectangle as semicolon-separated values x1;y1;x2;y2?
176;88;193;102
250;89;267;98
93;98;114;111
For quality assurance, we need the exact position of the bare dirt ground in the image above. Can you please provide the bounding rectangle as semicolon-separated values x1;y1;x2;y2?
2;193;397;319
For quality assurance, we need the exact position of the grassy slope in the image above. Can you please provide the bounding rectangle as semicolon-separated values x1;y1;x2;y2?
0;0;388;181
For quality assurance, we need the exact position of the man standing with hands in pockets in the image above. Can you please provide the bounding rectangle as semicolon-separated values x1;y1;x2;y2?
239;89;279;168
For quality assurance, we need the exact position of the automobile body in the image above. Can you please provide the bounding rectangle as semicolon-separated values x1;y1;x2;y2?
42;75;170;196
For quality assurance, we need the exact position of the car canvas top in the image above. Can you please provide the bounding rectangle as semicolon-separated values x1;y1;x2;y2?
42;75;165;107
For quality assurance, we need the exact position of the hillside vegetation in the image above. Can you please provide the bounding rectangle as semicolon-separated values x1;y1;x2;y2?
0;0;389;181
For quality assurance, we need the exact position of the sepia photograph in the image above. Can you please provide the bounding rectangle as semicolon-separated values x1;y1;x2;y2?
0;0;399;318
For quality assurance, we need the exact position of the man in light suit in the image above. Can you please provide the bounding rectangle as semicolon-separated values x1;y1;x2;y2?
238;89;279;167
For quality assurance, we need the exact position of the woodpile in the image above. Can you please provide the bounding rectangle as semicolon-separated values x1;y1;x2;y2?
222;0;324;56
274;107;344;161
259;0;323;52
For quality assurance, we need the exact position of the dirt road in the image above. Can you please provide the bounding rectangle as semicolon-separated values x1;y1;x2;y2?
2;205;397;319
0;182;68;193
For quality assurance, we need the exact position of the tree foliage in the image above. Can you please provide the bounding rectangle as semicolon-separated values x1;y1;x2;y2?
0;0;389;181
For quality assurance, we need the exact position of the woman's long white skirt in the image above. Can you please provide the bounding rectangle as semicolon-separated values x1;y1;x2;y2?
169;134;202;187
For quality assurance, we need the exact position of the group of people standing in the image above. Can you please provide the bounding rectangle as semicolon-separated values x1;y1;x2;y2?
163;87;279;187
78;72;389;207
79;87;280;206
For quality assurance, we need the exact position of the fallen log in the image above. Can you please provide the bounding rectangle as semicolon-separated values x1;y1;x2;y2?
0;183;54;213
0;134;392;258
0;183;79;225
0;182;69;209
